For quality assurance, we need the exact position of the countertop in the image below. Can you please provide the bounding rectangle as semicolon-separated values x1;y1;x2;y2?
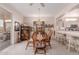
56;31;79;37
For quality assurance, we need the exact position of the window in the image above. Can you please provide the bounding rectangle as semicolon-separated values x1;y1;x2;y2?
0;18;4;32
0;19;3;27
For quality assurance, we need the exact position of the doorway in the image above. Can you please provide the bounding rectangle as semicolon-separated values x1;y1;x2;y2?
0;7;12;51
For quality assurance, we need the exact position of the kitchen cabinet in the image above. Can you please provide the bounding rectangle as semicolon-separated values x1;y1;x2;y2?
20;25;31;41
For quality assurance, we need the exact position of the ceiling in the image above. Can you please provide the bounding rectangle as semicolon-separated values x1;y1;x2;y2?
0;7;11;18
63;9;79;17
63;4;79;18
8;3;70;17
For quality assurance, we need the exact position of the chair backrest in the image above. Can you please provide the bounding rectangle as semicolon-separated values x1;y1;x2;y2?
23;30;29;40
32;32;37;48
47;29;53;40
32;31;47;48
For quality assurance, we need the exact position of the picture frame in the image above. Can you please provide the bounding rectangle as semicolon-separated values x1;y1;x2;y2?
14;21;20;31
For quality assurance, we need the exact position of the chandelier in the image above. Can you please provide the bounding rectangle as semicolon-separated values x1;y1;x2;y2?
33;6;45;26
29;3;45;7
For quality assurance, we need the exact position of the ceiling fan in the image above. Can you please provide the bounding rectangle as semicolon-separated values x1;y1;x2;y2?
29;3;45;7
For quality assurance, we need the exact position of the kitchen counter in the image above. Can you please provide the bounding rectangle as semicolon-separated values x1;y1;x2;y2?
56;31;79;37
55;30;79;52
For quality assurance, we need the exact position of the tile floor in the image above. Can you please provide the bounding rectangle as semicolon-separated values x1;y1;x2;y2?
0;40;10;51
0;39;78;55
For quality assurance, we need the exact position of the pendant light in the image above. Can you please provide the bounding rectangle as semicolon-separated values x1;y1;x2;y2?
38;8;41;21
37;8;41;25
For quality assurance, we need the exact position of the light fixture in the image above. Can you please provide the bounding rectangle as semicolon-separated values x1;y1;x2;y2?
65;18;77;21
38;8;41;21
33;8;45;26
34;8;41;25
5;20;11;22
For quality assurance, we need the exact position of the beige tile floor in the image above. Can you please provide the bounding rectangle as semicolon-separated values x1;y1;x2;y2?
0;40;10;51
0;39;78;55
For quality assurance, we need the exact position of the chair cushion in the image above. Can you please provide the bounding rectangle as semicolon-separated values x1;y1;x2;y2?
35;44;45;49
35;41;45;48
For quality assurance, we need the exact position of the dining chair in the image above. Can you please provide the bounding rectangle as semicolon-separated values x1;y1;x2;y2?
23;30;29;40
34;39;46;54
32;31;46;54
25;31;34;49
46;29;53;48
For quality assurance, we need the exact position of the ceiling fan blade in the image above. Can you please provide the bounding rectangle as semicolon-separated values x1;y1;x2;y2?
40;3;45;7
29;3;45;7
29;3;33;6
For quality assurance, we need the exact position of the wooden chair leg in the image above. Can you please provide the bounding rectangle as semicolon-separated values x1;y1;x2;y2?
25;41;29;49
44;48;46;55
48;42;51;48
34;48;37;54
